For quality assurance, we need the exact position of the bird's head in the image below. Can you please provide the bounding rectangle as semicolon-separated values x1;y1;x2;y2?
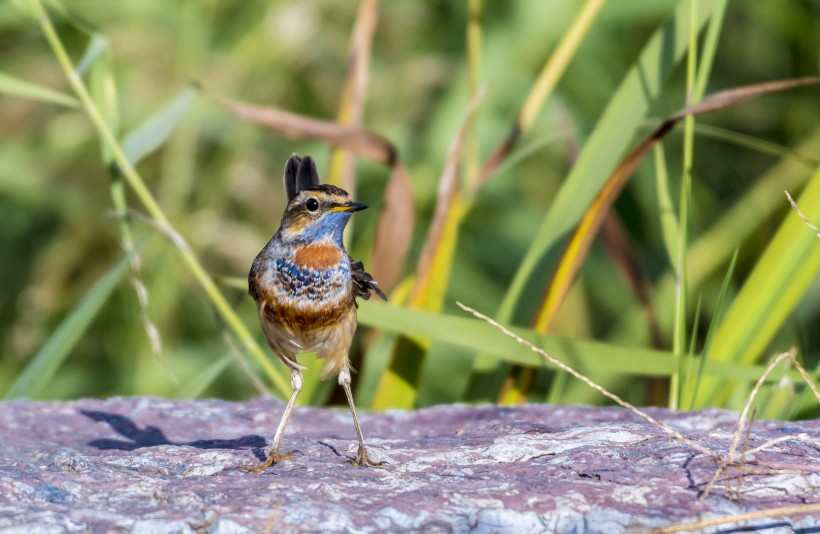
277;155;367;245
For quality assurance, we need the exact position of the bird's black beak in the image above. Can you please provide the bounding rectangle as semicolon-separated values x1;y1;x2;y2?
330;201;368;213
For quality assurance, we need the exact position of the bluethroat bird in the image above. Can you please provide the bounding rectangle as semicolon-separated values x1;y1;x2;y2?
248;154;386;470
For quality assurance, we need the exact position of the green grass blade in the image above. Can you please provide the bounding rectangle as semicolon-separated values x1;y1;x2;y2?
696;165;820;408
693;0;728;101
122;88;197;166
687;248;738;409
467;0;717;400
357;301;807;383
88;38;120;166
177;354;232;399
74;34;108;76
4;246;138;399
681;296;702;403
692;123;819;167
607;129;820;364
654;142;679;271
670;0;699;410
0;70;78;107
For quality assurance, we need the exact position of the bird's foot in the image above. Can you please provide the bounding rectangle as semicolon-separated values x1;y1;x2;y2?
350;445;385;467
243;449;294;473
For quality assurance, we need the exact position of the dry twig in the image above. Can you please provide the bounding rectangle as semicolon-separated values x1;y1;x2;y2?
649;502;820;533
457;303;820;504
785;190;820;239
456;302;718;459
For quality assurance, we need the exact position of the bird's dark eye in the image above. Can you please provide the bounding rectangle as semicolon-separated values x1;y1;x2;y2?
305;198;319;212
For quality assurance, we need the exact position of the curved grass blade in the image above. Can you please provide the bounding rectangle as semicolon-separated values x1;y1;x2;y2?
691;123;819;168
533;77;820;335
122;87;197;166
600;128;820;400
177;354;232;399
74;34;108;76
0;70;78;107
5;246;139;399
686;248;738;409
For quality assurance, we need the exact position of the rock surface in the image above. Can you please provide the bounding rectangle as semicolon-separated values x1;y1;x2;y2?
0;397;818;533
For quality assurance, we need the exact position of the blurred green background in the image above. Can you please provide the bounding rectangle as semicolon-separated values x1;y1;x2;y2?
1;0;818;418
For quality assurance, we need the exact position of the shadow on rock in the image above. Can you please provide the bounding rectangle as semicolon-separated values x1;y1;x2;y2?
81;410;267;459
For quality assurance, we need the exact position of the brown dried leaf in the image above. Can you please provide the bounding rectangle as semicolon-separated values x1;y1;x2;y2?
370;162;415;292
223;99;397;165
222;98;413;293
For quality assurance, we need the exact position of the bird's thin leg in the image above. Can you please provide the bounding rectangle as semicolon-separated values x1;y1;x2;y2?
339;366;384;467
246;367;302;472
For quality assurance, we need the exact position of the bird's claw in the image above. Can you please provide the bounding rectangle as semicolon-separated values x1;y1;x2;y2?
350;445;385;467
243;450;294;473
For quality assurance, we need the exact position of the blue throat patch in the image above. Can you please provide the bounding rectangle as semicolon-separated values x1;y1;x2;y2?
298;212;352;246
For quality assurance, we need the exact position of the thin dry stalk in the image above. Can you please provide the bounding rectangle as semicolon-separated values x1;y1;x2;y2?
732;407;757;500
124;247;174;384
746;459;820;472
117;210;270;396
745;433;818;457
784;352;820;403
649;502;820;533
698;349;817;500
786;190;820;239
727;349;797;463
327;0;379;193
458;302;820;503
456;302;718;459
699;464;726;502
264;502;281;534
110;212;175;384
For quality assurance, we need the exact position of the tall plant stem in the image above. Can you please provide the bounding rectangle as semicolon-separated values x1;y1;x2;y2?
27;0;289;397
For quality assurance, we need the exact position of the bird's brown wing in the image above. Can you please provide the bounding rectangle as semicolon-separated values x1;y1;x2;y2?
349;256;387;303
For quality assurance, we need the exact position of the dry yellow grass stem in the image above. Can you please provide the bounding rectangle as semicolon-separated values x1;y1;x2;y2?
786;190;820;239
649;502;820;533
456;302;718;459
457;303;820;504
701;348;819;500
